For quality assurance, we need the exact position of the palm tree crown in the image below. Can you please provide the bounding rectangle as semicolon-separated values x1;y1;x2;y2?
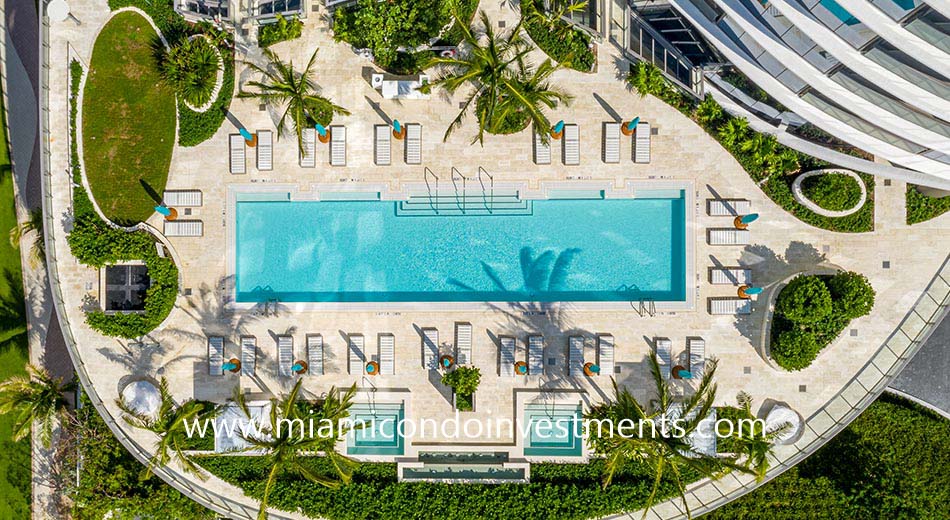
586;353;748;519
235;380;358;520
0;364;76;448
422;11;571;144
117;377;220;479
239;48;350;153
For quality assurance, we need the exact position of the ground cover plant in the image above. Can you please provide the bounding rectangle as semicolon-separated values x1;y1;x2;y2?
800;172;863;212
258;13;303;48
70;60;179;338
705;394;950;519
770;271;874;370
82;11;177;225
0;93;31;520
906;184;950;224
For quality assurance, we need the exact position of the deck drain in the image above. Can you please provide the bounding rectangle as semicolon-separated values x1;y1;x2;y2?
498;20;506;28
883;260;891;269
799;385;807;393
850;329;858;337
547;357;556;366
743;366;751;374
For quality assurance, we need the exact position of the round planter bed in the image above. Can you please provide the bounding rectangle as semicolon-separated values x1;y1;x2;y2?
792;169;867;218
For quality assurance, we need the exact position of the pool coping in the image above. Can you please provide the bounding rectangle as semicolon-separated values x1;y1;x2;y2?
224;179;696;312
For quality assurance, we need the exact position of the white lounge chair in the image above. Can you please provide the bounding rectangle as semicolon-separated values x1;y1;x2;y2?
256;130;273;171
603;122;620;164
330;125;346;166
562;124;579;165
240;336;256;376
405;123;422;165
688;338;706;379
707;228;751;245
528;335;544;375
499;336;516;376
277;335;293;377
229;134;246;174
422;328;439;369
307;334;324;375
374;124;391;166
379;333;395;375
163;190;202;207
568;336;584;376
533;130;551;165
597;334;614;376
707;199;751;217
654;337;672;379
710;267;752;285
348;334;365;375
710;298;752;315
300;128;316;168
208;336;224;376
455;322;472;365
163;220;203;237
634;121;651;164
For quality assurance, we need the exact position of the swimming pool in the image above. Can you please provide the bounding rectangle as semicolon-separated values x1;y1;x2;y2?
234;191;687;303
523;404;584;457
346;403;405;456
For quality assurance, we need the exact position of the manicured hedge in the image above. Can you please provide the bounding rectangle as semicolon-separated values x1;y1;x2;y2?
906;185;950;225
705;394;950;519
199;457;689;520
69;60;178;339
522;0;595;73
770;272;874;370
761;172;874;233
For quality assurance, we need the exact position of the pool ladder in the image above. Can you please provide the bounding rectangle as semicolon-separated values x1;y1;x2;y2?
638;298;656;317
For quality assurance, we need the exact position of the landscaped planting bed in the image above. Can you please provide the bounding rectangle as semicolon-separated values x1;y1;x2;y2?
82;11;177;225
522;0;595;73
769;272;874;371
198;456;690;520
705;394;950;519
800;172;863;212
906;185;950;225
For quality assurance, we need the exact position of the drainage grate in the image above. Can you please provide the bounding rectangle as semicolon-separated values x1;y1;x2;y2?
743;366;751;374
850;329;858;337
498;20;506;28
259;104;266;112
884;179;892;186
799;385;807;392
883;260;891;269
547;357;556;366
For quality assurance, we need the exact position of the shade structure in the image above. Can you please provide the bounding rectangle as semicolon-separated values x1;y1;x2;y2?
120;380;161;417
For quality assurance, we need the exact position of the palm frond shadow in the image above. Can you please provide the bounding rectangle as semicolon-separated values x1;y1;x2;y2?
0;268;28;356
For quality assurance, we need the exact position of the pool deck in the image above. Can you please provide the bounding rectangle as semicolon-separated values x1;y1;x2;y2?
42;0;950;517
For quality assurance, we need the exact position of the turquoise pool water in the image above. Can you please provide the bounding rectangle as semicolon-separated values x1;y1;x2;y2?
523;404;583;457
235;193;687;303
347;403;405;456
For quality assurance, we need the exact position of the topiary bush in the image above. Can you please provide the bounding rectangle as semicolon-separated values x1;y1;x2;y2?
442;366;481;411
801;173;862;212
774;275;832;325
770;272;874;371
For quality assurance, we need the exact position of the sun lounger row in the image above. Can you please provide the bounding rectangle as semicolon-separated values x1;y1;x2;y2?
603;122;620;164
710;267;752;285
544;122;652;165
330;125;346;166
163;190;202;207
709;298;752;315
634;121;651;164
163;220;203;237
654;337;672;379
708;228;750;245
654;337;707;380
230;131;274;173
707;198;751;217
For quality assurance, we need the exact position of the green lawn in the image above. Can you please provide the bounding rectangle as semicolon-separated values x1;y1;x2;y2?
82;11;176;225
0;95;31;519
702;394;950;519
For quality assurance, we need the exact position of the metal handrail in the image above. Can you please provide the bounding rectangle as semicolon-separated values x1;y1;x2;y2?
423;167;439;215
477;167;494;214
451;167;467;214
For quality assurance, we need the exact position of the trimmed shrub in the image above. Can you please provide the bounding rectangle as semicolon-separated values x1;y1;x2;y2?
522;0;595;73
442;366;481;411
801;173;862;212
771;329;820;371
906;185;950;225
827;271;875;320
774;275;832;325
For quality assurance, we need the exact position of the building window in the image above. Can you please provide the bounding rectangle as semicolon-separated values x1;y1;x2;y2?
258;0;301;16
184;0;229;18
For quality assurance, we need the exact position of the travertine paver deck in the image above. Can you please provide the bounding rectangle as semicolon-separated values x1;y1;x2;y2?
44;0;950;517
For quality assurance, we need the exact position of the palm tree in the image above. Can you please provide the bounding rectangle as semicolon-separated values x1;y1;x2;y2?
585;353;748;519
422;12;571;144
159;37;222;107
0;364;76;448
9;207;45;267
524;0;589;45
628;61;667;98
237;380;358;520
720;392;789;481
717;117;749;150
0;269;27;354
239;48;350;153
117;377;221;479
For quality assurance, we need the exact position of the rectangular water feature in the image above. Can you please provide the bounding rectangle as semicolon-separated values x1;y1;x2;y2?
346;403;405;456
234;192;688;303
523;404;584;457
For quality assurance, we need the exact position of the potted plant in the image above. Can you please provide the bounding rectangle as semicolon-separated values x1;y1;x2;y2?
442;366;481;412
